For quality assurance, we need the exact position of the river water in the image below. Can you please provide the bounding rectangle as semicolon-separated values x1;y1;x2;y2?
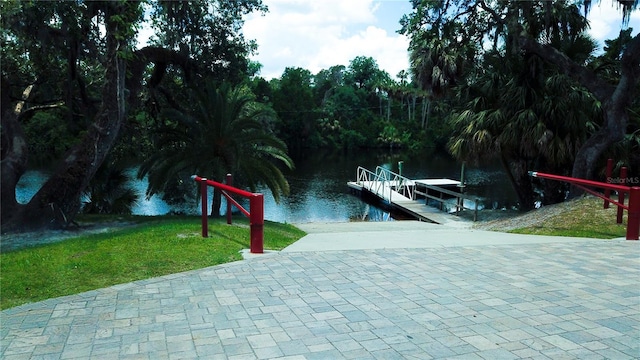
15;149;518;223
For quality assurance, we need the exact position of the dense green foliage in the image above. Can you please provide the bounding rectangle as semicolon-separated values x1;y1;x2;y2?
138;80;294;216
1;0;279;226
400;0;640;209
262;56;448;153
0;216;306;309
2;0;638;225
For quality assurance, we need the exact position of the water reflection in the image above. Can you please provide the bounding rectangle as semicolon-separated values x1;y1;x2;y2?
14;149;518;223
126;169;173;216
15;170;50;204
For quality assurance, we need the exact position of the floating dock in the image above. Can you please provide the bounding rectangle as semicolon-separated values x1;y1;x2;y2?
347;166;478;225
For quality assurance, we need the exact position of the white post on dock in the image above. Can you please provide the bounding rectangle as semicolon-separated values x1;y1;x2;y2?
457;162;466;215
459;161;466;191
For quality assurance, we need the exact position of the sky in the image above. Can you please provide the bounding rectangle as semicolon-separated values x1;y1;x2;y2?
242;0;640;81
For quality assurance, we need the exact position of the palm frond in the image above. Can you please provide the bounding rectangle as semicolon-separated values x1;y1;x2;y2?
140;79;293;208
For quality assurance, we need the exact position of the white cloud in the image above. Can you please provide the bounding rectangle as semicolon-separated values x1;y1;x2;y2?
310;26;409;78
243;0;409;80
243;0;639;81
587;2;640;49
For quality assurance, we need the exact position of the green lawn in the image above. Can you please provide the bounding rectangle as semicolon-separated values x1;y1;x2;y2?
509;196;628;239
0;216;305;310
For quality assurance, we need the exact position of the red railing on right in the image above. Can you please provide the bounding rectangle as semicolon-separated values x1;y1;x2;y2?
529;171;639;240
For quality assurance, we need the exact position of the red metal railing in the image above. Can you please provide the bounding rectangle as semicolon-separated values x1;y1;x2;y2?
529;171;639;240
191;175;264;253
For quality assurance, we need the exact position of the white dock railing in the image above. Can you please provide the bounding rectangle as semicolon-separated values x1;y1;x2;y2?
356;166;415;202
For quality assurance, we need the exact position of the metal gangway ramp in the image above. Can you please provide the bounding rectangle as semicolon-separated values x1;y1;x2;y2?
351;166;414;203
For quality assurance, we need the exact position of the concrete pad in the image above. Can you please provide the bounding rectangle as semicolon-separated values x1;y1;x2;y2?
285;221;604;252
3;239;638;359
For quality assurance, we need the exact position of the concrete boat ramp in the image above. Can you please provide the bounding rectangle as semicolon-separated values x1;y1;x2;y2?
2;220;638;359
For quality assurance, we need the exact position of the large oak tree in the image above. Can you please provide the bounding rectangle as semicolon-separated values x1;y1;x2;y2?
1;0;265;232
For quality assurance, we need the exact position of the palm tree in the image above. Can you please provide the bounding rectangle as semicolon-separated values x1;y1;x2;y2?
406;19;478;100
83;159;139;215
402;0;640;204
448;33;599;209
138;80;294;217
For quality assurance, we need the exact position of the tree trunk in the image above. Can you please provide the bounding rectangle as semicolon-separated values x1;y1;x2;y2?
541;178;566;205
407;94;411;121
569;44;637;182
571;105;627;181
2;4;129;232
411;94;417;122
539;160;568;205
499;153;535;211
0;95;29;228
421;97;430;130
211;188;222;218
387;97;391;121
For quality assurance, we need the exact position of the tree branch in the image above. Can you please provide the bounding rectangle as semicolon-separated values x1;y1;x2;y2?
518;35;615;102
614;33;640;108
127;46;198;108
16;102;65;123
479;0;505;26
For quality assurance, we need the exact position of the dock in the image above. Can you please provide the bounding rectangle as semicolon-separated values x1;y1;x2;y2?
347;166;478;225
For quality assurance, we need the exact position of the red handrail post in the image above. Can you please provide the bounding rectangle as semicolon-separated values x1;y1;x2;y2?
617;167;627;224
226;173;233;225
627;187;640;240
249;194;264;253
200;178;208;238
604;158;613;209
192;174;265;250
